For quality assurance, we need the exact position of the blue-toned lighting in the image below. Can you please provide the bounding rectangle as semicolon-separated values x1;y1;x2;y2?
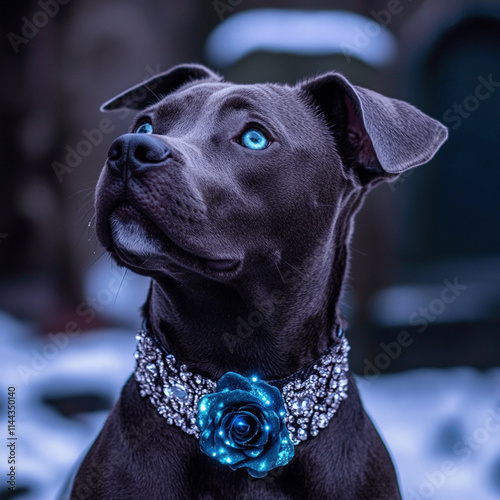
134;121;153;134
196;371;294;477
241;129;269;150
205;9;398;68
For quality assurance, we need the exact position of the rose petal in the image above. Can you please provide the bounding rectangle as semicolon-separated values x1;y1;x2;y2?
199;428;217;456
245;408;281;448
243;446;264;458
216;446;247;466
252;380;286;414
247;424;268;448
241;433;281;471
247;468;269;478
219;413;238;448
228;412;260;445
197;395;218;431
201;429;248;465
217;372;252;393
275;427;295;467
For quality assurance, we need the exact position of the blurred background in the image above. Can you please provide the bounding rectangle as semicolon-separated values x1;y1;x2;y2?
1;0;499;498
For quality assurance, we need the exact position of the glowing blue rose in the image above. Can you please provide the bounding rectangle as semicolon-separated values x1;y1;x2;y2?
197;372;294;478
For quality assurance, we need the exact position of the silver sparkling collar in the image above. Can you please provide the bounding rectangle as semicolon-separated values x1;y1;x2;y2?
134;328;349;445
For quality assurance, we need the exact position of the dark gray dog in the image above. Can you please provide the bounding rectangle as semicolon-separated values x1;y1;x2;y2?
69;64;447;499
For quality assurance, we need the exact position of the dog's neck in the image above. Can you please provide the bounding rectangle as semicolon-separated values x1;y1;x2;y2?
145;282;328;380
144;190;364;381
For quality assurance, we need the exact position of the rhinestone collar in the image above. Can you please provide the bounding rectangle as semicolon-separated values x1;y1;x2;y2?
134;328;349;445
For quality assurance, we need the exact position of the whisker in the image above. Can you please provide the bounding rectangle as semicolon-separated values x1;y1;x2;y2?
69;186;95;199
144;83;162;104
77;205;95;227
76;208;96;246
112;269;129;306
274;261;285;283
76;199;95;216
280;259;306;278
350;246;367;257
138;255;153;267
92;236;100;255
86;214;97;244
89;250;107;267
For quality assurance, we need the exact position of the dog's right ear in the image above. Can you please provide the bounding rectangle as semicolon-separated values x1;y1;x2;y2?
100;63;222;112
299;72;448;183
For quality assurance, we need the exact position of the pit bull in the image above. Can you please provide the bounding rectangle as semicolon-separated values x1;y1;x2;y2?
68;63;447;499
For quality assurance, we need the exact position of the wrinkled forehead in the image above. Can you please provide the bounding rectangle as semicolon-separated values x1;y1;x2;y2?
149;81;314;132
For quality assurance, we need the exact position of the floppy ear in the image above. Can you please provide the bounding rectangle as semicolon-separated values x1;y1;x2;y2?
299;72;448;181
100;63;222;112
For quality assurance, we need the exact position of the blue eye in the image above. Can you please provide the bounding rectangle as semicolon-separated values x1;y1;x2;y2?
134;121;153;134
240;128;269;150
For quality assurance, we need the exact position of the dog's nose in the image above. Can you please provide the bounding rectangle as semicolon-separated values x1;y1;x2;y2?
107;133;171;175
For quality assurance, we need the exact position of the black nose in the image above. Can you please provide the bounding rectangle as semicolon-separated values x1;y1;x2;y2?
107;133;171;175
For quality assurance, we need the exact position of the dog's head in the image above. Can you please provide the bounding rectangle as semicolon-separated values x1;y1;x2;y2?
95;63;447;290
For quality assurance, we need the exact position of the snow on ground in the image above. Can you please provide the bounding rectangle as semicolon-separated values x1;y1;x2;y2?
1;310;499;499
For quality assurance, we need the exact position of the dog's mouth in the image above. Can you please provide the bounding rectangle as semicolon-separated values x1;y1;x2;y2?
108;203;240;274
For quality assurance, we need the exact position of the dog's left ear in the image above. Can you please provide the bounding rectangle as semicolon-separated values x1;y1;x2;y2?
299;72;448;180
100;63;222;112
